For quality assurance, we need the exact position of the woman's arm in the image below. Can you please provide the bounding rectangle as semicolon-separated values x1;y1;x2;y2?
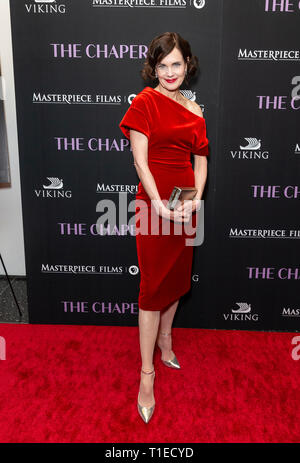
130;129;188;222
193;155;208;201
176;156;207;216
189;102;208;208
130;129;165;215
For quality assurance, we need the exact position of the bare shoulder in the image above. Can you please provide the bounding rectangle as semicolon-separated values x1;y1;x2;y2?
188;100;204;118
180;94;203;117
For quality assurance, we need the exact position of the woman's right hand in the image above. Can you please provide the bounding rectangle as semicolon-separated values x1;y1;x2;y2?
160;205;191;223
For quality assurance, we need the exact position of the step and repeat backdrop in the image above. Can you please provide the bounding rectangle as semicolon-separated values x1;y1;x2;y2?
9;0;299;330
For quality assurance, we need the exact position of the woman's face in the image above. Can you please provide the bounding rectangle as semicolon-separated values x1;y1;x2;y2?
155;47;187;90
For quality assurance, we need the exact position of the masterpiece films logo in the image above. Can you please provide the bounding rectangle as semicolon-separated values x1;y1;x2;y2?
92;0;206;9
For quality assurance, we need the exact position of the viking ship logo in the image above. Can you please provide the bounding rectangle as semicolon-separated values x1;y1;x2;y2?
25;0;66;14
240;138;261;150
232;302;251;314
223;302;258;321
180;90;196;102
34;177;71;198
42;177;63;189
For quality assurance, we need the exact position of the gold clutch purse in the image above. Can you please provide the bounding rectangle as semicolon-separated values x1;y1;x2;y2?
166;186;198;211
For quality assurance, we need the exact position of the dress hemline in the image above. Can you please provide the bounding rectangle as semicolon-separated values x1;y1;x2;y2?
138;283;192;312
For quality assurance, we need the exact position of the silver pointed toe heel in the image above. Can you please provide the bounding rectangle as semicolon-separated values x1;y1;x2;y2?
161;355;181;369
157;331;181;369
137;368;155;423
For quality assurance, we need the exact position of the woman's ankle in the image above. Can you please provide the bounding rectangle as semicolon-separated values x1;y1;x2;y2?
158;330;172;339
141;365;154;373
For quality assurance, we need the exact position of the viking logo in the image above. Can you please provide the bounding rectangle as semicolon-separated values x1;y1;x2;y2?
180;90;196;102
240;138;261;150
42;177;63;189
231;302;251;314
223;302;258;321
25;0;66;14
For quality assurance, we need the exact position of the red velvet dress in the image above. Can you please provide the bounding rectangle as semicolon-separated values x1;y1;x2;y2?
119;86;209;311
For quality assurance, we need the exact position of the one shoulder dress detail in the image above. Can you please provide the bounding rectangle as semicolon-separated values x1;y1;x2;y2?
119;86;209;311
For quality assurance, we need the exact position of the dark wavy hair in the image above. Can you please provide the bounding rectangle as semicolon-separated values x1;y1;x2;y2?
140;32;199;86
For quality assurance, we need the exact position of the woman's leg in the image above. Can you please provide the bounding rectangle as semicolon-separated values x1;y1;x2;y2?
157;299;180;361
138;308;160;407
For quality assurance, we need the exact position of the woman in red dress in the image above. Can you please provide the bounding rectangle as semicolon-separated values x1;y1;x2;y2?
119;32;209;423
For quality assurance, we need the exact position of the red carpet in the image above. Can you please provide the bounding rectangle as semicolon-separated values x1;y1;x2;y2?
0;323;299;443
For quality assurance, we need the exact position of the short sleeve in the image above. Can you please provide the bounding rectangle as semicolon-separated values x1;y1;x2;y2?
192;119;209;156
192;138;209;156
119;94;150;140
